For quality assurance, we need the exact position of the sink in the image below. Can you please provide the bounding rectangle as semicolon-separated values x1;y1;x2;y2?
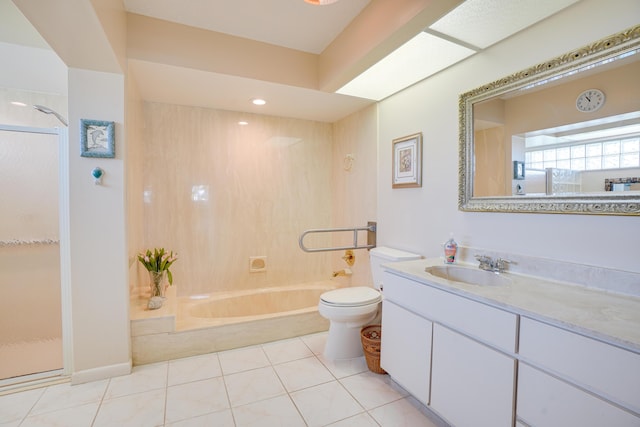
425;265;511;286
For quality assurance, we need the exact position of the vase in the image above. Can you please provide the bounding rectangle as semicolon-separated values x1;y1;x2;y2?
148;270;168;298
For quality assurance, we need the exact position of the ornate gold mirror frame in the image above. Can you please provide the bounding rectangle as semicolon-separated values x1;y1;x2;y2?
459;25;640;215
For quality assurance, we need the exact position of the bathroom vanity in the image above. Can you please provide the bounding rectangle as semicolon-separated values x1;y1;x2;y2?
380;259;640;427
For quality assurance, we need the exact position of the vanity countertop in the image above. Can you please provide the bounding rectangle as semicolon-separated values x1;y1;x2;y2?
384;259;640;353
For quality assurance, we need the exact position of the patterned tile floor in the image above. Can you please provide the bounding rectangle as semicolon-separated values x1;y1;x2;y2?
0;332;445;427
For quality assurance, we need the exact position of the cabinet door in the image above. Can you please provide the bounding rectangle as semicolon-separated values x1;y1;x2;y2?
517;364;640;427
380;300;432;405
519;317;640;414
431;324;516;427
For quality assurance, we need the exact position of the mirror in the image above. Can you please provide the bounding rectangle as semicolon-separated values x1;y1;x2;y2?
459;25;640;215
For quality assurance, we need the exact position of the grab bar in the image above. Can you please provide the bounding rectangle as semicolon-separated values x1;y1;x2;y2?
299;221;376;253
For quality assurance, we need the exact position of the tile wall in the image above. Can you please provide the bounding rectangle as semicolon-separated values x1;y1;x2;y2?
135;102;336;296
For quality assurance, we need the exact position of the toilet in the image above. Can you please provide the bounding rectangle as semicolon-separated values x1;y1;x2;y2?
318;246;421;360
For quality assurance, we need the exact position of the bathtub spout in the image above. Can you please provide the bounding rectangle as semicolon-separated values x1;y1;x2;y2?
332;268;352;277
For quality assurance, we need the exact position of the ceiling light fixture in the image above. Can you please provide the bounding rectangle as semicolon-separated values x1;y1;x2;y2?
251;98;266;106
304;0;340;5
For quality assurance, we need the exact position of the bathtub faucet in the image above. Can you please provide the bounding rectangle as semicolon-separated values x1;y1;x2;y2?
332;268;353;277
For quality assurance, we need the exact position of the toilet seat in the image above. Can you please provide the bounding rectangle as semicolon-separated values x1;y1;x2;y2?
320;287;381;307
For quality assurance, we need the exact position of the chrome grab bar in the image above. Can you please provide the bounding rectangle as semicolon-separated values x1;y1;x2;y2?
299;221;377;253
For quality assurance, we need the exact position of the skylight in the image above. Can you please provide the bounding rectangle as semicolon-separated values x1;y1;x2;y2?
429;0;581;49
336;32;474;101
336;0;582;101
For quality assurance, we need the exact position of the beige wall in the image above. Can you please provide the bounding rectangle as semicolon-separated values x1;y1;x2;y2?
474;126;507;197
331;104;378;286
126;67;145;295
131;101;378;297
137;103;334;296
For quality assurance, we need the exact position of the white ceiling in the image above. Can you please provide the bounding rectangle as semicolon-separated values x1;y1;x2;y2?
0;0;48;48
3;0;583;123
123;0;372;54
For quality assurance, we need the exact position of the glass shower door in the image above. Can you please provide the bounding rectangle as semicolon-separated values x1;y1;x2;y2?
0;126;63;381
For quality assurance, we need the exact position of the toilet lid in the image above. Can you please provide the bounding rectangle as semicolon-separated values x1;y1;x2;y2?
320;287;381;307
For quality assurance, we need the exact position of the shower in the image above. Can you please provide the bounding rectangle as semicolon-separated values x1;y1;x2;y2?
33;104;68;127
0;122;66;384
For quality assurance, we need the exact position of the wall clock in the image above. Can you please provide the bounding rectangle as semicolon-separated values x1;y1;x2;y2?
576;89;605;112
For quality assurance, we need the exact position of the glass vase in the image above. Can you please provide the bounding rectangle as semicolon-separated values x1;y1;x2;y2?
148;270;168;298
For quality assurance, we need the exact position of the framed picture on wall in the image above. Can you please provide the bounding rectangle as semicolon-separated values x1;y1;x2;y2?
80;119;115;158
392;132;422;188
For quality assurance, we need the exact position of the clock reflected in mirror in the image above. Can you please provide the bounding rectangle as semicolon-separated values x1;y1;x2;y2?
576;88;605;112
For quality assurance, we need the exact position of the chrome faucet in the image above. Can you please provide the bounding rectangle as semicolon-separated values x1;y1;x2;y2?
475;255;511;273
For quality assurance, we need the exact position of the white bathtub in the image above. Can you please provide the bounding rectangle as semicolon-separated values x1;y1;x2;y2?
131;281;339;365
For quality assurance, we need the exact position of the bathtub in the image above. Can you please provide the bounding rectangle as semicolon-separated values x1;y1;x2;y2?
130;281;339;365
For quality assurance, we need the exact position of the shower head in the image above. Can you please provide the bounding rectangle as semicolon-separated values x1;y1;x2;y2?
33;104;68;127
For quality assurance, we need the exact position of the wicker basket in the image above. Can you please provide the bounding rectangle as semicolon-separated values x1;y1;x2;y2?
360;325;386;374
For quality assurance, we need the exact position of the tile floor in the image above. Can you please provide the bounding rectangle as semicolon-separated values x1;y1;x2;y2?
0;332;447;427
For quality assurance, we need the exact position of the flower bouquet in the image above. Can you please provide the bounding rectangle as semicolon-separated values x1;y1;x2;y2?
137;248;178;301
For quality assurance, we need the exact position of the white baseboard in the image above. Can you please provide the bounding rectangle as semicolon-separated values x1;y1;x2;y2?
71;360;131;385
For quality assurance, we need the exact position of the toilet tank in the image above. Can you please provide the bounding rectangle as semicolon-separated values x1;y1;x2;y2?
369;246;421;290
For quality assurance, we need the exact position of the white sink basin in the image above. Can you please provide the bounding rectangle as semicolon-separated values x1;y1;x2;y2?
425;265;511;287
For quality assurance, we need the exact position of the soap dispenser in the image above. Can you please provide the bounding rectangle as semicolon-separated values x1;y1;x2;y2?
443;233;458;264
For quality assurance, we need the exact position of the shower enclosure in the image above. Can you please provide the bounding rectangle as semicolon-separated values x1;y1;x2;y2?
0;123;70;386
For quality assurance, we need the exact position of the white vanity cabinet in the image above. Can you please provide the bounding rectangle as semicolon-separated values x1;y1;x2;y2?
380;300;432;404
380;266;640;426
381;270;518;427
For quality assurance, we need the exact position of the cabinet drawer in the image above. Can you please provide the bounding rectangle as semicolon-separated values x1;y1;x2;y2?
518;363;640;427
519;317;640;414
383;271;517;353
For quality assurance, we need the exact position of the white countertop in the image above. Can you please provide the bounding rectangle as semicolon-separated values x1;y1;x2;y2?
384;259;640;353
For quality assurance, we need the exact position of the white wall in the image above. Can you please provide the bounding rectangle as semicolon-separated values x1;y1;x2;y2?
377;0;640;274
68;68;130;382
0;42;67;95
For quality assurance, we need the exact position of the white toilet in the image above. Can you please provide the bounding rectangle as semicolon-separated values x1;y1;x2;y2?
318;246;421;360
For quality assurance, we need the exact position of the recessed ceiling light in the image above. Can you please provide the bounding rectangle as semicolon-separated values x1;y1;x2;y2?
11;101;27;107
251;98;266;106
238;121;249;126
